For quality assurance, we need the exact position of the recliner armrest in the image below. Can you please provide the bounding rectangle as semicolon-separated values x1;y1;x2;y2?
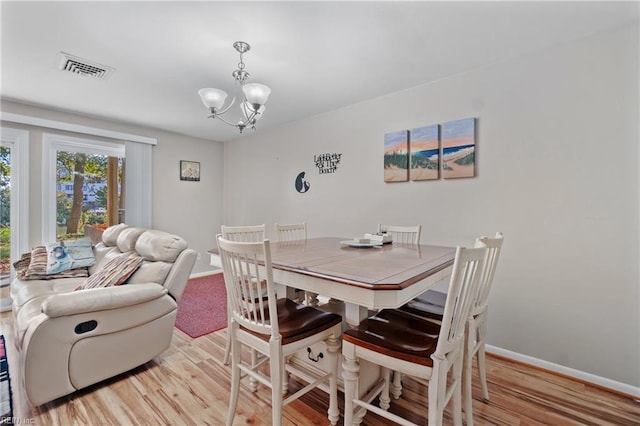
41;283;167;318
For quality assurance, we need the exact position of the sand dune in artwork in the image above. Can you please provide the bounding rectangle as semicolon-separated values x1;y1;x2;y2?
410;167;438;180
385;167;408;182
443;149;474;178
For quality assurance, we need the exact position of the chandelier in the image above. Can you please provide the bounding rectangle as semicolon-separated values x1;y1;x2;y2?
198;41;271;134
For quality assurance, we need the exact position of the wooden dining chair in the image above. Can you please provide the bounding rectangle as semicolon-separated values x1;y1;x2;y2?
274;222;307;242
342;247;487;425
274;222;316;306
377;224;422;244
220;224;267;365
221;223;266;242
216;235;342;426
401;232;504;425
342;245;487;426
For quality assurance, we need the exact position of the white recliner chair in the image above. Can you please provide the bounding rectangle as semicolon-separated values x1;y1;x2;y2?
10;224;197;405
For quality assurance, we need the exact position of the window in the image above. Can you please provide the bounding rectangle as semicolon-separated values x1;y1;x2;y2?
56;150;125;240
0;127;29;287
1;112;154;244
43;133;125;242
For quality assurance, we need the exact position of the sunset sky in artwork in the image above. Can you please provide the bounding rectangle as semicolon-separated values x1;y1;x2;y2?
442;117;475;148
384;130;408;153
410;124;439;151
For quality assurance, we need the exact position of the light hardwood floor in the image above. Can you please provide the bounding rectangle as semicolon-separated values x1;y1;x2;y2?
2;312;639;425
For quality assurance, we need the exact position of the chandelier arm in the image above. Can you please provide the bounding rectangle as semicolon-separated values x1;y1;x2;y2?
244;109;258;125
244;108;255;122
216;92;238;116
214;115;243;128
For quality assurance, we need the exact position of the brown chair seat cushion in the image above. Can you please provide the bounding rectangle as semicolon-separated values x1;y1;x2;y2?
242;299;342;345
343;309;442;366
399;290;446;320
415;290;447;307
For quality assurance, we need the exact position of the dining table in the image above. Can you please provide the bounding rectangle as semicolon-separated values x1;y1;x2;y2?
209;236;456;396
208;237;456;327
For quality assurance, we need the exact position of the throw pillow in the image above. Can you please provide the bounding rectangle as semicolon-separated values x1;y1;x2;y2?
77;252;144;290
21;246;90;280
45;238;96;274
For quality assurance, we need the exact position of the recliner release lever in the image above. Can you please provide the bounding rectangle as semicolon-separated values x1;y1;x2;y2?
75;320;98;334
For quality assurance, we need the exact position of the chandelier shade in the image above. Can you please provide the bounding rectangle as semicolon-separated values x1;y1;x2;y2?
198;41;270;133
198;88;228;110
242;83;271;107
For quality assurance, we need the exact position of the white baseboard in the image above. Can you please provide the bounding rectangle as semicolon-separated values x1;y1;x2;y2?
189;269;222;279
486;344;640;399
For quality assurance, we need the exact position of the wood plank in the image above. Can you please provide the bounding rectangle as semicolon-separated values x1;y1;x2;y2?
2;311;639;425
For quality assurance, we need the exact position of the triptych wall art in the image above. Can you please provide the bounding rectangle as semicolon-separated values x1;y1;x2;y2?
384;117;476;182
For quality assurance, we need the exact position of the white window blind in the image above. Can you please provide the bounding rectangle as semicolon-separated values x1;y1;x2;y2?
124;140;152;228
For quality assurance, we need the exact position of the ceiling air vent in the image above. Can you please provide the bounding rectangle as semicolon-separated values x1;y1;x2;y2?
57;52;114;80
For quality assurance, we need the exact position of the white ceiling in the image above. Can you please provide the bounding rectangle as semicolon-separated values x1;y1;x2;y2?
1;1;637;142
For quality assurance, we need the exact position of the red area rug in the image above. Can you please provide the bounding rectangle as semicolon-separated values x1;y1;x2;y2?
175;273;227;338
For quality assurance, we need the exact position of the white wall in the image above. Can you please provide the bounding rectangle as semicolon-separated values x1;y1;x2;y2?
224;24;639;388
1;100;224;274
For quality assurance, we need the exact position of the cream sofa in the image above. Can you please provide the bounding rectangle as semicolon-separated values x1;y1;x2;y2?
10;224;197;406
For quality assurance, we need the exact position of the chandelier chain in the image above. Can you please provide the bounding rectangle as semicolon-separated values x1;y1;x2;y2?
237;53;245;73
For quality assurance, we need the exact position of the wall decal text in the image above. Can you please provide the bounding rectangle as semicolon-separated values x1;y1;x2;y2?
314;153;342;174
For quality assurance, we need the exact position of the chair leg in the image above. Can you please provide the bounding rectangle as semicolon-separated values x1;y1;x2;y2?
342;350;359;426
453;358;464;426
391;371;403;399
380;367;391;410
226;328;241;426
463;323;475;426
222;333;231;365
477;314;490;401
427;371;443;426
478;345;489;401
223;301;232;365
270;343;284;426
249;349;259;392
282;356;289;395
326;335;341;425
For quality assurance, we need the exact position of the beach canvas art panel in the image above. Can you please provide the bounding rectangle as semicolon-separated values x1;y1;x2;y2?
442;117;476;179
384;130;409;182
410;124;440;181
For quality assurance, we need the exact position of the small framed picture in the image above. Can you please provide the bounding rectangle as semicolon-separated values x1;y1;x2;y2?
180;160;200;182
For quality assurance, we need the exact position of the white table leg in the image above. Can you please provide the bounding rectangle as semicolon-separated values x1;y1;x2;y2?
345;302;369;327
277;283;299;299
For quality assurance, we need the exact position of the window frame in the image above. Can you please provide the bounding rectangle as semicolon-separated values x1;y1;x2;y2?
42;133;125;243
0;127;29;279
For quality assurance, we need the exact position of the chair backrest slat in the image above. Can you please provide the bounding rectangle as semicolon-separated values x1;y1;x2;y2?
221;224;267;242
435;245;486;357
275;222;307;242
377;224;421;244
472;232;504;316
216;235;279;337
